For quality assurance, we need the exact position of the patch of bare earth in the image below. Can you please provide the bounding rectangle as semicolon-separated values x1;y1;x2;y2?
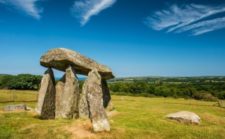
64;111;120;139
64;120;97;139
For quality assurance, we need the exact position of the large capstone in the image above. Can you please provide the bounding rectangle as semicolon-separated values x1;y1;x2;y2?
36;68;56;119
40;48;114;79
86;69;110;132
59;66;80;119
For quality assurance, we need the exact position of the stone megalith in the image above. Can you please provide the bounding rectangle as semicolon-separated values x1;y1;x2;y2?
101;79;111;108
79;76;113;119
86;69;110;132
40;48;114;79
79;78;112;119
37;48;114;132
79;79;90;119
59;66;80;119
55;75;65;118
36;68;56;119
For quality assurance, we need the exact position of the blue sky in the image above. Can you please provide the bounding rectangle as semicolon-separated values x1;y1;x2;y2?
0;0;225;77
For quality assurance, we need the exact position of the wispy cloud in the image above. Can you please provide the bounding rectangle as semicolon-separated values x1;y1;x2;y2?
71;0;117;26
0;0;42;19
177;17;225;36
145;4;225;36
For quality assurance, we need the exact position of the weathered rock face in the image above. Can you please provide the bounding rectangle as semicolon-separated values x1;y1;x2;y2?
101;79;111;108
36;68;56;119
59;66;80;119
55;75;65;118
40;48;114;79
79;78;112;120
166;111;200;124
79;80;90;119
86;69;110;132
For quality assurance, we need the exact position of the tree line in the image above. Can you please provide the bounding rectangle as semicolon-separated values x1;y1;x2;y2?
108;79;225;101
1;74;225;101
0;74;42;90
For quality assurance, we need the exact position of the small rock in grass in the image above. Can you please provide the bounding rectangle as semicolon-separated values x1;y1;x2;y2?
4;104;27;111
166;111;200;124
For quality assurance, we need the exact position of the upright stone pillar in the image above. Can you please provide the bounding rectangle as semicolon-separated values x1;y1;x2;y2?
59;66;80;119
86;69;110;132
79;80;90;119
79;77;112;119
55;75;65;118
101;79;111;108
36;68;56;119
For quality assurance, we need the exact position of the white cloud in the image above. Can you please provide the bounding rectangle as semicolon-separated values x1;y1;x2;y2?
71;0;116;26
0;0;42;19
189;17;225;36
145;4;225;36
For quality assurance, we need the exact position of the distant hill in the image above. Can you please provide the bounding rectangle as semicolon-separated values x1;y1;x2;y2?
109;76;225;83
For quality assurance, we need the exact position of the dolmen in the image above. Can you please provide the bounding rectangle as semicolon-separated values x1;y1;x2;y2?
36;48;114;132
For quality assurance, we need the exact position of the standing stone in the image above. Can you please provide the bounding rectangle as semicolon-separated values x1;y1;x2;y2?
79;78;112;119
60;66;80;119
79;80;90;119
36;68;56;119
55;75;65;118
86;69;110;132
101;79;111;108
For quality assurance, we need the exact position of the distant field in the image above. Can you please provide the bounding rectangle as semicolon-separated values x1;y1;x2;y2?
0;90;225;139
0;90;37;102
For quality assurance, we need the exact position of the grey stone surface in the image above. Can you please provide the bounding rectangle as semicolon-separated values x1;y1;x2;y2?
4;104;27;111
59;66;80;119
86;69;110;132
40;48;114;79
55;75;65;118
79;79;90;119
36;68;56;119
101;79;111;108
79;79;112;119
166;111;200;124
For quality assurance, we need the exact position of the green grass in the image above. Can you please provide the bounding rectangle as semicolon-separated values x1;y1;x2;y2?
218;100;225;108
0;90;225;139
0;90;37;102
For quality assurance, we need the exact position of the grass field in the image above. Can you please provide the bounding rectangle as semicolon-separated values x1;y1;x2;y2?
0;90;225;139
